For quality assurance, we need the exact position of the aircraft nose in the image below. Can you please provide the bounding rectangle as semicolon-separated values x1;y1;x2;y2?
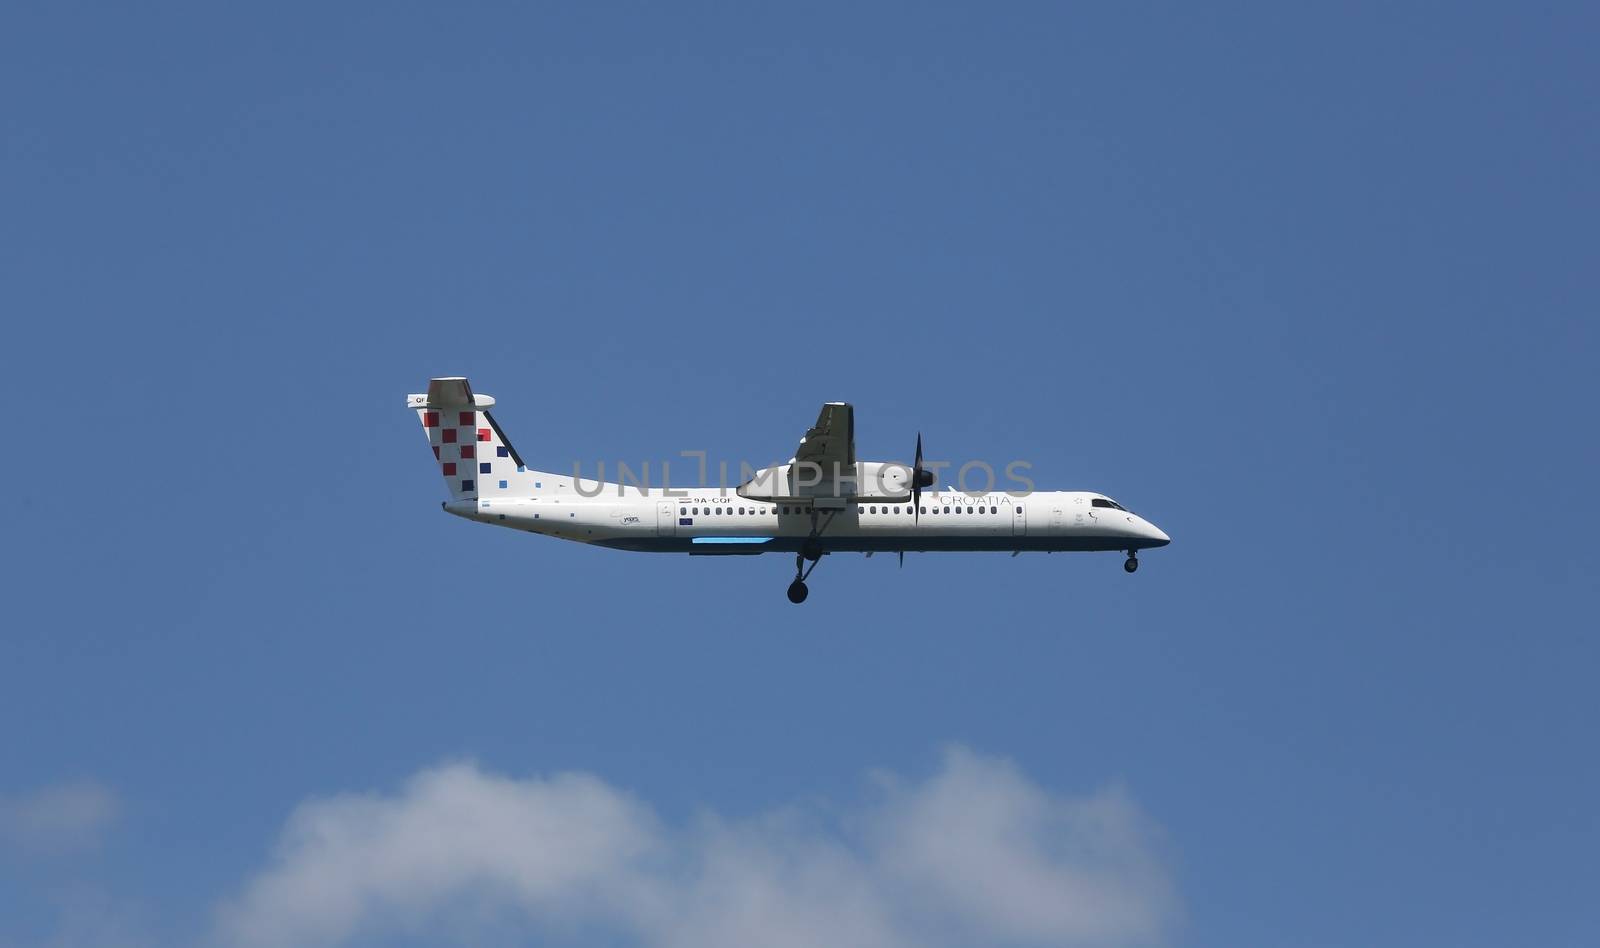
1132;516;1170;547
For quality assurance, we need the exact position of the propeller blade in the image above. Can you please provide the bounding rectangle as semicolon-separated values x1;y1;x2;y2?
913;432;923;524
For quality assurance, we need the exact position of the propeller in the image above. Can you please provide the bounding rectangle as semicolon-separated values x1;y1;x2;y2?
910;432;935;524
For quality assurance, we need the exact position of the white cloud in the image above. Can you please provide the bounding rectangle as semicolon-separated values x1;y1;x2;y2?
0;781;119;853
217;747;1176;948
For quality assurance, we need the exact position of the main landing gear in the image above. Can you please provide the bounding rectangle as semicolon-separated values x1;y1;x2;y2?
788;544;824;603
1124;551;1139;573
786;507;835;604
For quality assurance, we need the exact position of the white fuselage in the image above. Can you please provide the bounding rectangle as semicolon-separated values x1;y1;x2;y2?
445;485;1171;555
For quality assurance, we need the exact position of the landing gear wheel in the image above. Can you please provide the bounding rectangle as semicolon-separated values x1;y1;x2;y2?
1124;556;1139;573
787;581;809;604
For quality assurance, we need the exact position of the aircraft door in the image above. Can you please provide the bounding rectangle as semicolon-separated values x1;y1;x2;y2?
657;501;677;537
1012;502;1027;536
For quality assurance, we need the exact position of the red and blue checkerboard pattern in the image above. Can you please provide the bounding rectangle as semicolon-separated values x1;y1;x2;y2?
418;400;524;501
420;409;492;497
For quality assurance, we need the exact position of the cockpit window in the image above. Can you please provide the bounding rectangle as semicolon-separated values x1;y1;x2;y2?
1091;498;1127;511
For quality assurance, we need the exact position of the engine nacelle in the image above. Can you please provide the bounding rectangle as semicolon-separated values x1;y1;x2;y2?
737;459;914;503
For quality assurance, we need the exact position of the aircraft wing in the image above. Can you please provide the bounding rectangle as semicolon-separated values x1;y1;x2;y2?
793;402;855;471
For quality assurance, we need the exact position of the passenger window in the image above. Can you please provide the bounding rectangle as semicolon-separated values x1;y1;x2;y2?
919;506;926;515
967;506;974;514
738;507;745;515
680;507;686;515
943;506;950;514
1015;506;1022;514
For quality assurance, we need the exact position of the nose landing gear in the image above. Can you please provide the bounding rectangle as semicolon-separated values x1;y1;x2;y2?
1124;551;1139;573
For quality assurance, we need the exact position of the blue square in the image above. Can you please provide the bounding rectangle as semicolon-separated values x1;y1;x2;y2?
461;479;475;491
497;446;509;457
535;482;542;488
679;518;693;525
517;465;525;472
499;480;507;489
479;462;492;474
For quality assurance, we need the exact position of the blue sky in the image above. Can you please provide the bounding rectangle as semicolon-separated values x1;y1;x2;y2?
2;3;1597;945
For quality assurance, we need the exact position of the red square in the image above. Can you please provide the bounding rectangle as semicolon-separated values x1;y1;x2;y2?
478;428;491;442
460;445;475;459
432;446;440;459
442;462;456;476
422;411;439;428
458;411;474;426
442;428;457;444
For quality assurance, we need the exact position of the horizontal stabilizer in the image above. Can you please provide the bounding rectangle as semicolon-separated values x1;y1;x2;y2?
406;377;496;410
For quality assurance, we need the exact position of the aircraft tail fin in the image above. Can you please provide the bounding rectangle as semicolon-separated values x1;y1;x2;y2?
407;377;530;502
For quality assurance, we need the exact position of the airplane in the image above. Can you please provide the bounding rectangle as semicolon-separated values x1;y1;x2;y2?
408;377;1171;603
